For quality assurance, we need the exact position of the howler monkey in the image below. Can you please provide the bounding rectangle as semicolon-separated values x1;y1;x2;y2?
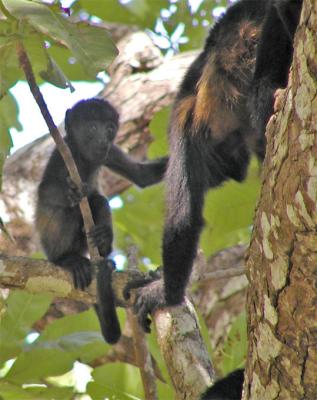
36;98;167;344
124;0;302;398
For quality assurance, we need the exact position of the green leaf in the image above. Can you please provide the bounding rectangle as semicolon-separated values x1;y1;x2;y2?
201;159;261;256
0;41;21;96
78;0;169;29
40;52;74;91
37;331;108;365
0;91;22;133
5;347;74;384
87;363;143;400
0;291;52;363
37;307;126;363
24;386;73;400
0;382;35;400
113;184;164;265
2;0;118;77
0;382;73;400
220;311;247;375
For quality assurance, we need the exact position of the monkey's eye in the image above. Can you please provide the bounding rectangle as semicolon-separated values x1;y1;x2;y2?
105;122;117;139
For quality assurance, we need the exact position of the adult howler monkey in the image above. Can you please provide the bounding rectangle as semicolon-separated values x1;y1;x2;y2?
36;98;167;344
124;0;302;398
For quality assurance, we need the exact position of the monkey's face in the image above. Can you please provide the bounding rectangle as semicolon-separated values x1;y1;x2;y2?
74;118;118;162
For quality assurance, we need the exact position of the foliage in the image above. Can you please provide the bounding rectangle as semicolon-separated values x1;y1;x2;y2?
0;291;174;399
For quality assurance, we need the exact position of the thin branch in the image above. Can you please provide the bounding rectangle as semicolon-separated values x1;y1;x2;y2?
202;266;245;281
126;247;158;400
90;335;165;383
15;40;98;261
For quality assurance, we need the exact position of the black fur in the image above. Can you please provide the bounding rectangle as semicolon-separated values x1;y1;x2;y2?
36;98;167;344
126;0;302;333
201;369;244;400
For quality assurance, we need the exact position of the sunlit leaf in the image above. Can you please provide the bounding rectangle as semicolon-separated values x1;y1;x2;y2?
78;0;169;29
88;363;143;400
40;52;74;91
201;160;261;256
2;0;118;77
5;347;74;383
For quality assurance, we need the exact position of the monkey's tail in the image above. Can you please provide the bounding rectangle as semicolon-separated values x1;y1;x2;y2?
94;259;121;344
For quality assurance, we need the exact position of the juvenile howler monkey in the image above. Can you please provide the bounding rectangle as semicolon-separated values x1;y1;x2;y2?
36;98;167;344
124;0;302;398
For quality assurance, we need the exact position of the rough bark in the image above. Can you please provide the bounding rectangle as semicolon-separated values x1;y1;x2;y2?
244;2;317;399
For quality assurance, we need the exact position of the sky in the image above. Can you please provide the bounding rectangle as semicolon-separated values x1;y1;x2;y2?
9;81;104;153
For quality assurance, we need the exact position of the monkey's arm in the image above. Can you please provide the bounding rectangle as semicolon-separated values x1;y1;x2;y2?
250;0;301;135
104;144;168;187
276;0;302;39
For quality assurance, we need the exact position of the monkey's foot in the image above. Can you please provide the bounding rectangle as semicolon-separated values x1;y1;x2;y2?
123;267;162;301
62;260;92;290
130;278;166;333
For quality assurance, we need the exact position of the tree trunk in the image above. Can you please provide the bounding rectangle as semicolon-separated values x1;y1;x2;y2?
244;2;317;399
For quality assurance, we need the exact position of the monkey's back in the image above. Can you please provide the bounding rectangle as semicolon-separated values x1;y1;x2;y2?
171;0;268;142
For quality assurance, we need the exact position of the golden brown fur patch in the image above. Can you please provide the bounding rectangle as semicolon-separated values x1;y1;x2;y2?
192;20;261;139
174;95;196;131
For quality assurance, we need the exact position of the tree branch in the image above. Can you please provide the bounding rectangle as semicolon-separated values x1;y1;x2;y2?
0;252;215;398
153;299;215;399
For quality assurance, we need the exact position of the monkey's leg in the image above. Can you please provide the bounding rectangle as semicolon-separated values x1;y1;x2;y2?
39;205;92;290
125;134;209;332
88;192;113;257
105;144;168;187
56;253;92;290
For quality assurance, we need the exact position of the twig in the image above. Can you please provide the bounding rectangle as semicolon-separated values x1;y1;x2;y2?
15;40;98;261
126;247;158;400
202;266;245;281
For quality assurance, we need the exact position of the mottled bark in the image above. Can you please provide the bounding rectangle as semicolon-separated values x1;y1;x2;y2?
154;299;215;400
244;2;317;399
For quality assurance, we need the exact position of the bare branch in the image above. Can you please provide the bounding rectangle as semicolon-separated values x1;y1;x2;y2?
125;247;158;399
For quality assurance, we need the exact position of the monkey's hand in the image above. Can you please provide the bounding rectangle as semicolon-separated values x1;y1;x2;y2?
66;176;89;207
88;223;113;256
